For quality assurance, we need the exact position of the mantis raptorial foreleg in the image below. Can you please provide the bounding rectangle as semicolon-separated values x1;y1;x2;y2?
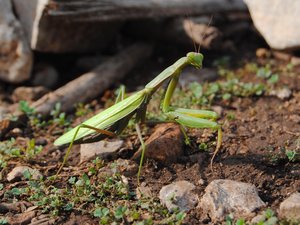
161;69;222;169
165;109;222;169
179;125;191;145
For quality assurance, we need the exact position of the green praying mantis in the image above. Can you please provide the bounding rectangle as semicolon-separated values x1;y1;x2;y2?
54;51;222;181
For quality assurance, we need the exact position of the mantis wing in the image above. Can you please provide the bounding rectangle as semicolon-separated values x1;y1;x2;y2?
54;90;146;146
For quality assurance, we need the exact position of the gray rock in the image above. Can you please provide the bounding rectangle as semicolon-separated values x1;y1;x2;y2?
159;180;199;212
279;192;300;222
0;0;32;83
198;179;265;221
244;0;300;50
80;139;124;163
7;166;43;181
13;0;121;53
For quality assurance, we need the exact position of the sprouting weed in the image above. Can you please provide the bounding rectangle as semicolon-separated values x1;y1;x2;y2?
50;103;70;127
19;100;35;116
75;103;92;117
286;150;297;162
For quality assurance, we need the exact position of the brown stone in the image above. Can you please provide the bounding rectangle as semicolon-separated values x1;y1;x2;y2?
132;123;183;164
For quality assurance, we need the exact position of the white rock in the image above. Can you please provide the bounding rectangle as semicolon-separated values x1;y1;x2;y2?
244;0;300;50
279;192;300;222
198;179;265;221
159;180;198;212
0;0;32;83
269;87;292;100
80;139;124;163
7;166;43;181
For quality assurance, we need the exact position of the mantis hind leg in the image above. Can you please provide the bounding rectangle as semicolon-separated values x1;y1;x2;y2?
56;85;128;176
56;124;116;176
135;123;146;186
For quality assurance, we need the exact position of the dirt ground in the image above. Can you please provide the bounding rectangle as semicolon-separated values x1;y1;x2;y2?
0;35;300;224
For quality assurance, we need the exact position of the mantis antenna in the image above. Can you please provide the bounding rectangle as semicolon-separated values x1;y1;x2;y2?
197;15;214;53
185;15;197;52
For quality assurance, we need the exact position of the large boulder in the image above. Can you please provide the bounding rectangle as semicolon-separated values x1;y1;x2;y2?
0;0;32;83
244;0;300;50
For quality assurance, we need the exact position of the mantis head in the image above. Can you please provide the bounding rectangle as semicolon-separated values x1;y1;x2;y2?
187;52;203;69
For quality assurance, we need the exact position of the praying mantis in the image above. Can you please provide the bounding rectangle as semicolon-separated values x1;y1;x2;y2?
54;51;222;181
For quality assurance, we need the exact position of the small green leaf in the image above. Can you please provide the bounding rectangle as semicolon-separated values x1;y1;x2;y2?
19;100;35;115
175;211;186;221
68;177;76;184
102;208;109;216
64;203;74;211
222;93;231;100
235;218;245;225
207;83;219;95
23;169;32;180
225;214;233;225
198;143;208;151
264;208;275;219
266;216;278;225
0;218;8;225
94;207;109;218
256;66;272;78
11;188;23;196
114;206;127;219
189;82;203;98
267;74;279;84
82;173;90;186
286;150;297;162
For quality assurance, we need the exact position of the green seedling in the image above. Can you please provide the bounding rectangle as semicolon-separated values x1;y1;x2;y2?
19;100;35;116
54;52;222;183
